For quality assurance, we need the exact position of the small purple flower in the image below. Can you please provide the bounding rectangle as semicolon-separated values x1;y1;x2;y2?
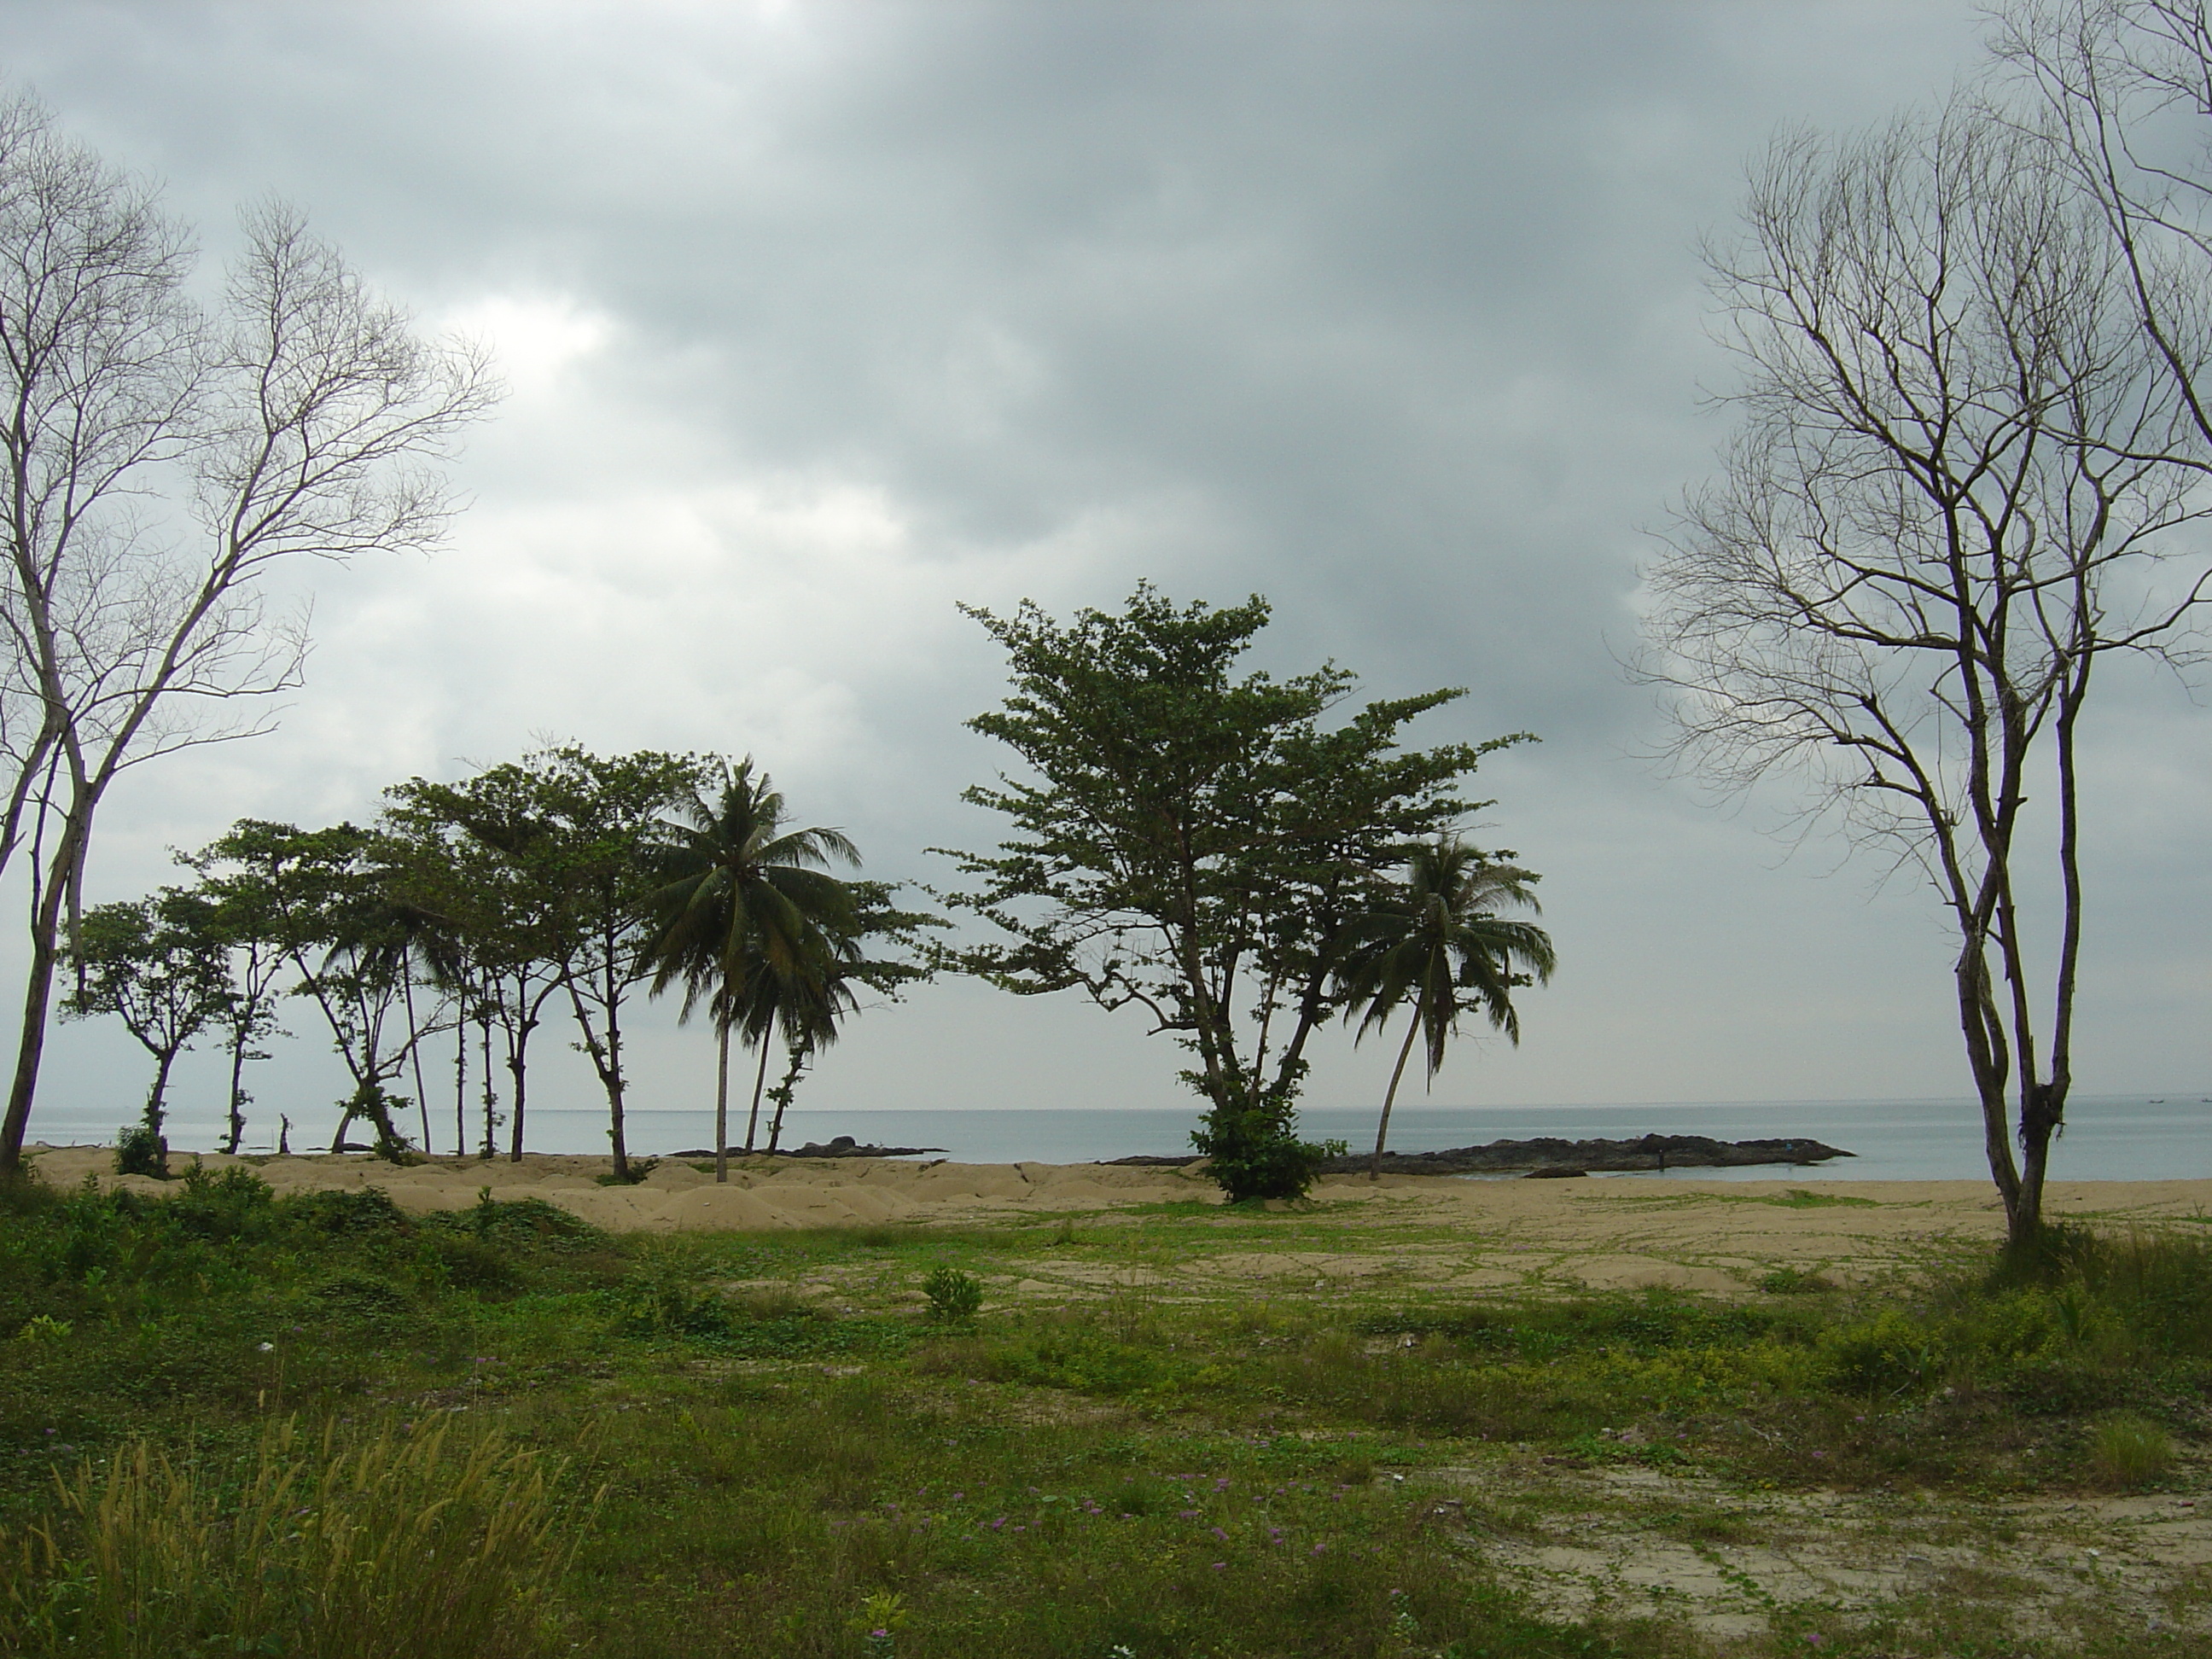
1211;1561;1225;1571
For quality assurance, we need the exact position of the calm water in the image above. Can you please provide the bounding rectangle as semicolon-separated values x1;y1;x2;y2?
28;1093;2212;1182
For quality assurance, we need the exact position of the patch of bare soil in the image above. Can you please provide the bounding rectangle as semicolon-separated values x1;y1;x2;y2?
1428;1458;2212;1648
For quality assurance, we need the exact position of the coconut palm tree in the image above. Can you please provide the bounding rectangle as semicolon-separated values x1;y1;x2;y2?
642;759;860;1183
1335;839;1555;1180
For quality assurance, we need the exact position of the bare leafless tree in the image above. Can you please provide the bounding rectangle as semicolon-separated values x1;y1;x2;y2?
1991;3;2212;444
0;96;496;1171
1640;102;2212;1246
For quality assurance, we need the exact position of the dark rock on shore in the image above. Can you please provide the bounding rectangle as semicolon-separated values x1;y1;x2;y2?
1319;1133;1853;1177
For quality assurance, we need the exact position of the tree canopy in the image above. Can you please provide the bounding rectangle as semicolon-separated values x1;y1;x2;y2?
940;585;1537;1200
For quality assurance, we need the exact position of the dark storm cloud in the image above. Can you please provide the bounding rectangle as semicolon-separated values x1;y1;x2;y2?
3;0;2200;1130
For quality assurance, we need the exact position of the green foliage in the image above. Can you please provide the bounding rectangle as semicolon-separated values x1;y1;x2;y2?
65;894;233;1153
943;586;1532;1201
1757;1266;1836;1295
189;819;426;1161
1190;1112;1338;1202
1334;838;1553;1170
2090;1412;2174;1488
110;1127;166;1180
0;1418;577;1658
616;1254;732;1337
5;1173;2208;1656
634;760;940;1173
1817;1309;1947;1397
387;745;713;1175
921;1265;984;1322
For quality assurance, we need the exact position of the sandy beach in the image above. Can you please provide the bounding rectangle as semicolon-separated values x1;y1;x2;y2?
26;1142;2212;1295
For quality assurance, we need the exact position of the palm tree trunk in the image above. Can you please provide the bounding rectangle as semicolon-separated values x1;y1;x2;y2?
743;1009;775;1153
713;1019;731;1184
1370;1015;1423;1182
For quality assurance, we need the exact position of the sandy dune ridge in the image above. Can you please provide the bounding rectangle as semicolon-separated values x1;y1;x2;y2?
25;1144;2212;1291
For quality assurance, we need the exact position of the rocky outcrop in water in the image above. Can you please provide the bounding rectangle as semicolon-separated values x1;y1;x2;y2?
1320;1133;1853;1177
670;1134;948;1160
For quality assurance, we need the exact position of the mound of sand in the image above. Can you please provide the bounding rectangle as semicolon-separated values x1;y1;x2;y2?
23;1144;2212;1289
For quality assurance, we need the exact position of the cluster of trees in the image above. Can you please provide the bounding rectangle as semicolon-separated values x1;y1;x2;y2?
67;591;1557;1206
63;748;936;1184
1643;0;2212;1247
0;82;1568;1204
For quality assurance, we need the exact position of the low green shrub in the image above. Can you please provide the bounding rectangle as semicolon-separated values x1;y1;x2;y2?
615;1257;731;1337
1758;1266;1836;1295
922;1265;983;1322
2091;1412;2175;1489
111;1126;166;1180
1189;1109;1340;1202
1818;1308;1946;1398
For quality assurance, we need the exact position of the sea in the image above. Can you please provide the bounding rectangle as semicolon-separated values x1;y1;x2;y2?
24;1093;2212;1183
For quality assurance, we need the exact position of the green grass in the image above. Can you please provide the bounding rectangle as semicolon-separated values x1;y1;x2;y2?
3;1162;2209;1656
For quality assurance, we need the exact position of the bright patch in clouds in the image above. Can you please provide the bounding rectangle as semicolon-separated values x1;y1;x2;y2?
443;293;613;396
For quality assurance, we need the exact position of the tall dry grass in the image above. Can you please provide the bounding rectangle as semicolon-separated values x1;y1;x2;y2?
1;1416;584;1658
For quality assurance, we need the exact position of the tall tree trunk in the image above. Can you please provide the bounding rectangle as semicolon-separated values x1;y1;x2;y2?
479;1015;497;1159
605;977;630;1181
713;1019;731;1184
225;1029;250;1155
564;958;632;1182
506;999;539;1167
743;1009;775;1154
144;1048;178;1140
506;1017;531;1163
0;816;83;1173
453;1018;467;1162
1369;1014;1423;1182
404;972;434;1155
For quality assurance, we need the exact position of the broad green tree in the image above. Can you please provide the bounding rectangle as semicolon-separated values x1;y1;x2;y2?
393;748;705;1179
383;785;569;1163
61;891;232;1168
941;586;1528;1201
643;758;860;1183
1334;841;1554;1180
195;820;429;1161
176;850;293;1155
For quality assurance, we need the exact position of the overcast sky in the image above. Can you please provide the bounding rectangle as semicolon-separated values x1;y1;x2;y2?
3;0;2205;1145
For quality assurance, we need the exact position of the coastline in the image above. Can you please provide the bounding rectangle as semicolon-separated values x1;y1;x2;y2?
25;1143;2212;1295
